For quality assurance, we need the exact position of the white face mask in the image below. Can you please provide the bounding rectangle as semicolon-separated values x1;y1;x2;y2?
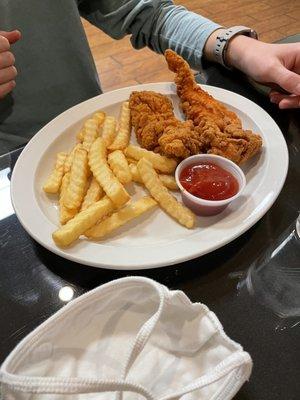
0;277;252;400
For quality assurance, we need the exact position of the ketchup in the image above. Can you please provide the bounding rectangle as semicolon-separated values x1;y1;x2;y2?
179;163;239;201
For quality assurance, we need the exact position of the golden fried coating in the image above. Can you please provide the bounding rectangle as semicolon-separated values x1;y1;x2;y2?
129;91;202;158
129;91;174;150
164;49;262;164
158;120;202;159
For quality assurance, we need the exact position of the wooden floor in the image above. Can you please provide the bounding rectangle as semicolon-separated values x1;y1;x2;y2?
82;0;300;92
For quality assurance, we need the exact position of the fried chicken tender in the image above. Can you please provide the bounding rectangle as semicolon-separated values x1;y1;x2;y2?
165;49;262;164
129;91;202;158
129;91;174;150
158;120;202;159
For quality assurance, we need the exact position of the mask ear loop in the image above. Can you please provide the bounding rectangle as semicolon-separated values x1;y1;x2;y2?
0;277;161;400
157;351;252;400
117;279;166;400
0;373;155;400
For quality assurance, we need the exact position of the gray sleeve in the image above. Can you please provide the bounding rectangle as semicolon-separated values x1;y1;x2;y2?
78;0;221;70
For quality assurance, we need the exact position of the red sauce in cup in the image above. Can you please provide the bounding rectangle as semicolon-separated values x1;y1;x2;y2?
179;162;239;201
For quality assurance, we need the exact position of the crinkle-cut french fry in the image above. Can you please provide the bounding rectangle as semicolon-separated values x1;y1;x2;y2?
92;111;106;129
125;145;177;174
85;197;157;239
101;116;117;147
118;101;130;131
43;152;67;194
81;177;104;211
137;158;195;228
76;130;84;143
108;128;131;151
126;157;137;164
108;150;132;184
59;172;78;225
64;144;82;174
89;137;130;207
108;102;131;150
77;111;105;145
129;163;178;190
157;174;178;190
64;148;89;210
52;196;114;247
129;163;143;184
82;119;99;151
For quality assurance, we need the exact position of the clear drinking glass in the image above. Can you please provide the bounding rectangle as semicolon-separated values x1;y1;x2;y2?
239;215;300;327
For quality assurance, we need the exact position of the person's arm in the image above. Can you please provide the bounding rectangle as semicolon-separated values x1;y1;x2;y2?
79;1;300;109
204;29;300;108
0;30;20;98
225;36;300;109
78;0;221;70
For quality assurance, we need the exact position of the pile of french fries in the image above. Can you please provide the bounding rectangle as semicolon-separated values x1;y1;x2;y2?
42;100;195;247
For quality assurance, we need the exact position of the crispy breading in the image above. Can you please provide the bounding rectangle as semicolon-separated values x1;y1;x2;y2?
164;49;262;164
129;91;202;158
129;91;174;151
158;120;202;159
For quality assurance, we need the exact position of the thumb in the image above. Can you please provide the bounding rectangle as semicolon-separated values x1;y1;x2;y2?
0;30;21;45
272;64;300;95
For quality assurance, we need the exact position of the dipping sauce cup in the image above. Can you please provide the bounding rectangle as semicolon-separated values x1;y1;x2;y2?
175;154;246;216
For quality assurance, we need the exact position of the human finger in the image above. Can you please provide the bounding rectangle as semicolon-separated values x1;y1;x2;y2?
269;90;283;97
0;80;15;98
269;90;285;104
269;90;300;108
0;30;21;45
0;65;17;84
278;96;300;109
0;51;15;69
0;35;10;52
271;65;300;96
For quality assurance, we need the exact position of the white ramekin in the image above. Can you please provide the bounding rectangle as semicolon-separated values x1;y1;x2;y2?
175;154;246;216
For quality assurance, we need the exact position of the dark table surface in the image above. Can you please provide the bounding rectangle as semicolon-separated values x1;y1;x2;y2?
0;67;299;399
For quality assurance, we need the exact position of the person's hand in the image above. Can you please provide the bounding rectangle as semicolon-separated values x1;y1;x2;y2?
226;36;300;109
0;30;21;98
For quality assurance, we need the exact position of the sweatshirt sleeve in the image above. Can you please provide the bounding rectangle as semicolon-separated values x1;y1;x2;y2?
78;0;221;70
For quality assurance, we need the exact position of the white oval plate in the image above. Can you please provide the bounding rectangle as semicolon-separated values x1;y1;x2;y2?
11;83;288;270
